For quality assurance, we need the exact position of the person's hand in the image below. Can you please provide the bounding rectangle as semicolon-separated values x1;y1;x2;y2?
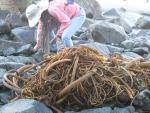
33;44;40;52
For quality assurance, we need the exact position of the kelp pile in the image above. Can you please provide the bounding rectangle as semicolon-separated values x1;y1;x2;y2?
2;45;150;111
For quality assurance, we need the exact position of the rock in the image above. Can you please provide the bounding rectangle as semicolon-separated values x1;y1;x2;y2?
112;106;135;113
103;8;126;17
90;21;128;44
78;30;93;40
7;56;36;64
108;17;132;33
106;45;124;54
11;26;35;44
0;20;11;34
0;62;24;70
16;44;34;55
132;47;149;56
121;52;143;60
82;42;110;58
5;12;27;28
3;47;16;56
75;0;103;20
0;39;24;51
0;34;10;40
136;16;150;29
65;107;112;113
0;9;10;20
0;56;10;63
133;89;150;111
0;69;7;79
82;18;95;28
120;12;143;28
0;91;11;105
31;49;44;62
0;99;53;113
130;29;150;37
121;39;135;49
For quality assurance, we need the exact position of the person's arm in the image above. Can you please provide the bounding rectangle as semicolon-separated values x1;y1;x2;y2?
33;20;42;51
48;7;70;37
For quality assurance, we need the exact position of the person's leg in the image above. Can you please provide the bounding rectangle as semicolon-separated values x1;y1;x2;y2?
61;8;86;47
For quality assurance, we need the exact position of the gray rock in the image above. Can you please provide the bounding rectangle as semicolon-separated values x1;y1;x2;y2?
0;99;53;113
11;26;35;44
0;62;24;70
3;47;16;56
7;56;36;64
0;34;10;40
31;49;44;62
120;12;143;28
0;56;10;63
90;21;128;44
0;9;10;20
136;16;150;29
0;20;11;34
0;69;7;79
16;44;34;55
121;52;143;60
133;89;150;111
103;8;126;17
112;106;135;113
65;107;112;113
0;39;24;50
0;91;11;105
130;29;150;37
108;17;132;33
75;0;103;20
132;47;149;56
106;45;124;54
82;42;110;57
121;40;135;49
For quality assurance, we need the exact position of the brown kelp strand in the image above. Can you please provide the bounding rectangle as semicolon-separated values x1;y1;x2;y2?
3;45;150;111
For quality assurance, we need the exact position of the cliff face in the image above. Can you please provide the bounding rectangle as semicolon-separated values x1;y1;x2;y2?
75;0;102;20
0;0;31;12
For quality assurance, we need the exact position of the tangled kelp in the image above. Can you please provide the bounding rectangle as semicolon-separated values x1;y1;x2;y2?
3;45;150;111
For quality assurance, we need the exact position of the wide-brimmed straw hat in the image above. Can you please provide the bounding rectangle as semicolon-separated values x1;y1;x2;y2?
26;0;49;27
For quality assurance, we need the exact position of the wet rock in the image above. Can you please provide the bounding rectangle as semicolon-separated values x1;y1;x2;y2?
83;42;110;57
11;26;35;44
0;20;11;34
0;99;53;113
121;52;143;60
132;47;149;56
90;21;128;44
65;107;112;113
3;47;16;56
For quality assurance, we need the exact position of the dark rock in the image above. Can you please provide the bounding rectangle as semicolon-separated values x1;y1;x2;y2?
3;47;16;56
65;107;112;113
90;21;128;44
136;16;150;29
132;47;149;56
31;49;44;62
78;30;93;40
0;34;10;40
11;26;35;44
121;52;143;60
106;45;124;54
0;9;10;20
0;99;53;113
0;20;11;34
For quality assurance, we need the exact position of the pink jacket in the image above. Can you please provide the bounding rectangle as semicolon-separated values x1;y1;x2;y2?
36;0;80;44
